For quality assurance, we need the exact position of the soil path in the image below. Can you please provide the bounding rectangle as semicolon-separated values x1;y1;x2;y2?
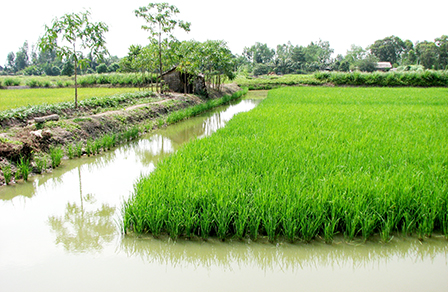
90;99;171;118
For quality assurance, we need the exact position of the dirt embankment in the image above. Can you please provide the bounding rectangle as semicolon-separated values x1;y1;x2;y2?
0;84;241;185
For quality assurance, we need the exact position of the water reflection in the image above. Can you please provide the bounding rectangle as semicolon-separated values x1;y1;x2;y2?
120;235;448;270
48;195;115;253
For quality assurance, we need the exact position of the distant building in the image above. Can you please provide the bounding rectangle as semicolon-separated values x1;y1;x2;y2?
161;67;208;96
375;62;393;71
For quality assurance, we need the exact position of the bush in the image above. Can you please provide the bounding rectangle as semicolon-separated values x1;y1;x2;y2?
51;66;61;76
3;78;20;86
26;79;40;88
253;64;271;76
97;63;108;74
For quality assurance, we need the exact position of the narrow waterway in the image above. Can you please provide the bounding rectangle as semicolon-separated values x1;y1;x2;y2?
0;91;447;292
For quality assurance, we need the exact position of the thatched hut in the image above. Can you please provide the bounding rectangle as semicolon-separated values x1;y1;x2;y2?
161;67;208;96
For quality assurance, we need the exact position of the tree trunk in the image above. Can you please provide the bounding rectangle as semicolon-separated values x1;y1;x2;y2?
74;55;78;109
158;23;163;94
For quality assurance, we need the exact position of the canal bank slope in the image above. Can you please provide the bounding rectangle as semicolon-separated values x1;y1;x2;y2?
0;84;243;185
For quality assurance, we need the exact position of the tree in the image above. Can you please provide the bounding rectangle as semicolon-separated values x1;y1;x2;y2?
416;41;439;69
243;42;275;65
435;35;448;69
135;3;191;93
6;52;15;72
344;44;366;65
14;41;30;72
39;10;109;108
96;63;108;74
369;36;405;65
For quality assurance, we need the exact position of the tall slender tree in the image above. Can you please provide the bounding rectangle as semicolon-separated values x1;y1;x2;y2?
39;10;109;108
135;3;191;93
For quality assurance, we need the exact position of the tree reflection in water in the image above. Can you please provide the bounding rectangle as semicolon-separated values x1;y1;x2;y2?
48;168;116;253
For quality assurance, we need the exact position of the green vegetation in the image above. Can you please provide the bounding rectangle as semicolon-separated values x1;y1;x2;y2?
49;146;64;168
0;87;145;111
0;89;155;124
39;9;109;107
123;87;448;242
34;154;48;174
234;74;323;90
17;157;31;181
314;70;448;87
1;165;12;184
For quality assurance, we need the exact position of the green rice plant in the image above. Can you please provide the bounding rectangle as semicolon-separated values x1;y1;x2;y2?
17;157;31;181
214;197;235;240
123;87;448;242
157;117;165;128
101;134;114;151
15;169;21;181
49;146;63;168
2;165;12;185
75;142;83;157
248;206;262;241
233;195;250;239
85;139;94;156
199;199;214;240
93;139;102;154
66;144;75;159
299;207;324;243
34;154;48;174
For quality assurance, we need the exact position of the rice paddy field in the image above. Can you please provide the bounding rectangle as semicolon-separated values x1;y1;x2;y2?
123;87;448;242
0;87;144;111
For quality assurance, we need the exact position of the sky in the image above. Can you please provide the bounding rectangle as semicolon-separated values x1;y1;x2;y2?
1;0;447;64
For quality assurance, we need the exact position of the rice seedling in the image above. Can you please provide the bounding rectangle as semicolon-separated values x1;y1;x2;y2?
93;139;102;154
2;164;12;184
34;154;48;173
49;146;64;168
75;142;83;157
123;87;448;242
85;139;94;156
66;144;75;159
15;169;21;181
17;156;31;181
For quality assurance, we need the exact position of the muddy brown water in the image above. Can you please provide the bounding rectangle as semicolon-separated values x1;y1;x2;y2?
0;91;447;292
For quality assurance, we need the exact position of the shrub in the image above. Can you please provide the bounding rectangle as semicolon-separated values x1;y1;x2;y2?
2;165;12;184
49;146;64;168
97;63;108;74
17;157;31;181
4;78;20;86
26;79;40;88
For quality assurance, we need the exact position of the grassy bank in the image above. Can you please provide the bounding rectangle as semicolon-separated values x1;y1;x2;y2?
0;89;156;127
0;73;158;89
123;87;448;242
0;87;148;112
0;88;248;185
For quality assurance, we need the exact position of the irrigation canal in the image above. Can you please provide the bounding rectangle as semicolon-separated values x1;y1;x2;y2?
1;91;447;291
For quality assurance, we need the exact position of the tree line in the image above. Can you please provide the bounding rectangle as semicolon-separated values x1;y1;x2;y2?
236;35;448;76
1;40;120;76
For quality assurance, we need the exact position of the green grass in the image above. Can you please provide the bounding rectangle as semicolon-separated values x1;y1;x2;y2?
123;87;448;242
0;87;145;111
